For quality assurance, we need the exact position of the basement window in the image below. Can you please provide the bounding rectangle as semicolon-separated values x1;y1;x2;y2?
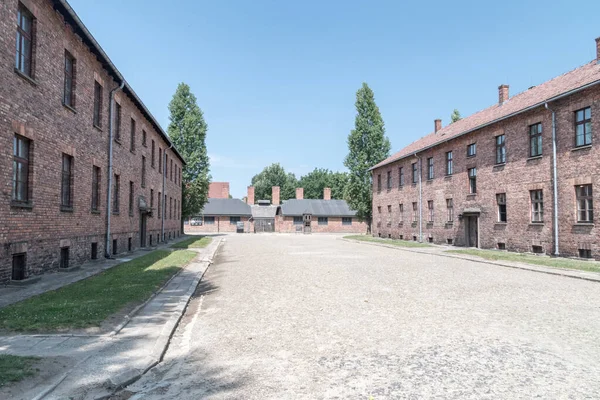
447;238;453;245
579;249;592;259
113;239;118;255
532;245;543;254
413;236;417;241
12;253;26;281
128;237;132;252
60;247;70;269
388;234;391;239
428;237;434;243
91;243;98;260
399;235;404;240
497;242;506;250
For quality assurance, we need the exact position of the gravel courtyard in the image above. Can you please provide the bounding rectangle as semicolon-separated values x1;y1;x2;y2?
126;234;600;399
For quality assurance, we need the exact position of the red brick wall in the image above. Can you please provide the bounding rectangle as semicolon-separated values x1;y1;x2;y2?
276;216;367;233
208;182;230;199
0;0;182;283
372;86;600;259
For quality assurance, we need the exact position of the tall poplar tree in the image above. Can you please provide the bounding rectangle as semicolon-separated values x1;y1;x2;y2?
344;83;391;233
168;83;210;230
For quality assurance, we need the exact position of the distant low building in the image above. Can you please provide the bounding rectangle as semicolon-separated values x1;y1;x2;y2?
187;198;251;233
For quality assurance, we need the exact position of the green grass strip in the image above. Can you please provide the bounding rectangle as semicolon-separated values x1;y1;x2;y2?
171;236;212;249
0;355;39;387
344;235;432;248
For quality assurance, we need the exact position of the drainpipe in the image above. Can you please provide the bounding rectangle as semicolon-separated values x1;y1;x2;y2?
105;81;125;258
545;102;560;256
161;143;174;242
414;152;423;243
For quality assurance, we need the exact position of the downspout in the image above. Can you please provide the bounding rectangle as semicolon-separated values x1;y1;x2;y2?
414;152;423;243
545;102;560;256
105;81;125;258
161;143;174;242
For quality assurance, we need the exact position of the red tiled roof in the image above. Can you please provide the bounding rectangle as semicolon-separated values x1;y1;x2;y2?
371;60;600;170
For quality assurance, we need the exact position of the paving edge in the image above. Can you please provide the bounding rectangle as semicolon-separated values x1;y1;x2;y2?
340;238;600;283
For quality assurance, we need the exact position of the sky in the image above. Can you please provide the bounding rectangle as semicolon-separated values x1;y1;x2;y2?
69;0;600;198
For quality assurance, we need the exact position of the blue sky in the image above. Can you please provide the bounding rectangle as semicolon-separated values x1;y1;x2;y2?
70;0;600;198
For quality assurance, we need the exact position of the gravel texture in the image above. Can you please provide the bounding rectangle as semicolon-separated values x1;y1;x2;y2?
126;234;600;399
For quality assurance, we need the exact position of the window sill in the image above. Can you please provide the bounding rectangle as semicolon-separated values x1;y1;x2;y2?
386;188;392;192
572;144;592;152
114;139;122;145
493;163;506;170
60;206;74;213
466;155;476;159
11;201;33;209
529;222;544;226
130;149;136;154
14;68;38;86
91;209;101;215
466;193;477;198
527;155;543;161
93;124;103;132
574;222;594;226
62;103;77;114
495;222;507;225
444;174;453;179
113;211;120;215
398;186;404;190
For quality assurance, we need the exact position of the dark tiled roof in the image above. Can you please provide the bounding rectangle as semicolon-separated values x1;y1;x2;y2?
280;199;357;217
201;198;251;216
372;60;600;170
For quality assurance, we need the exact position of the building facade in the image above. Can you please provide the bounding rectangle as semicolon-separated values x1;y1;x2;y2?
0;0;184;283
371;38;600;260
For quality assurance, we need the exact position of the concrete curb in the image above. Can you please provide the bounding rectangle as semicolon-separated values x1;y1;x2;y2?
340;238;600;283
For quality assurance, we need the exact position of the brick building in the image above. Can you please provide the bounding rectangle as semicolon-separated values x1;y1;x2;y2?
0;0;184;283
186;198;252;233
371;37;600;260
208;182;230;199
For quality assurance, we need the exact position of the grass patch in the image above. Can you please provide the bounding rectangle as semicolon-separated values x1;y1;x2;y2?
446;249;600;273
344;235;432;248
171;236;212;249
0;355;39;387
0;250;196;332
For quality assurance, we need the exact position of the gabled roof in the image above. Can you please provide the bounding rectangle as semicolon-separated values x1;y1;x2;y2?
371;59;600;170
251;205;278;219
280;199;357;217
201;198;251;216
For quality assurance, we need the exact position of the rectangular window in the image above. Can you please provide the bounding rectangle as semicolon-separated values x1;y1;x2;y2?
575;107;592;147
113;174;120;213
529;123;542;157
445;151;453;175
230;216;241;224
141;156;146;188
427;200;434;222
377;174;382;192
576;184;593;223
12;253;26;281
412;162;418;184
115;103;122;142
165;154;168;177
399;203;404;223
579;249;592;259
495;134;506;164
468;168;477;194
318;217;328;225
467;143;476;157
170;159;173;181
446;198;454;222
93;81;103;127
293;216;303;225
15;6;34;77
530;190;544;223
377;206;381;214
63;51;76;107
12;134;30;203
142;130;147;146
399;167;404;187
169;197;172;219
386;170;392;189
342;217;352;226
164;194;167;218
150;189;154;215
497;193;507;222
387;204;392;213
60;247;70;269
157;191;161;216
129;181;134;216
412;202;418;223
130;118;136;152
61;154;73;209
151;140;155;168
91;165;100;211
113;239;118;255
204;216;215;225
427;157;434;180
159;148;162;172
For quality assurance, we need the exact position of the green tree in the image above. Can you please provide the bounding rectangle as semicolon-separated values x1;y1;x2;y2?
298;168;348;199
250;163;298;202
450;109;461;123
329;171;349;200
168;83;210;230
344;83;391;233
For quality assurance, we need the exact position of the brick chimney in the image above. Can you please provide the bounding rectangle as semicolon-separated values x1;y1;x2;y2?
434;119;442;133
247;186;254;205
296;187;304;200
323;187;331;200
272;186;280;205
596;37;600;64
498;84;509;105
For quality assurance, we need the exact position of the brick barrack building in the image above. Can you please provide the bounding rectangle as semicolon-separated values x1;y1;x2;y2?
371;37;600;260
0;0;184;283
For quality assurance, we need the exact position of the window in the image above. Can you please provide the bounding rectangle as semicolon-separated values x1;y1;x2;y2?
342;217;352;226
412;202;418;222
141;156;146;188
575;107;592;147
412;162;418;184
495;134;506;164
150;189;154;215
229;216;240;224
157;191;161;216
445;151;453;175
377;206;381;214
169;197;172;219
63;51;76;108
128;237;132;252
12;134;30;203
159;148;162;172
129;181;134;216
164;194;167;218
467;143;476;157
91;165;100;211
497;193;507;222
165;154;168;177
12;253;26;281
387;204;392;213
60;247;70;269
427;158;434;180
293;216;303;225
530;190;543;222
576;184;593;223
142;130;147;147
386;170;392;190
529;123;542;157
468;168;477;194
579;249;592;259
130;118;136;152
204;216;215;225
399;167;404;187
151;140;155;168
377;174;382;192
170;159;173;181
61;154;73;209
15;6;34;77
318;217;328;225
399;203;404;223
113;174;120;213
446;198;454;222
93;81;103;128
115;103;122;142
113;239;118;255
427;200;434;222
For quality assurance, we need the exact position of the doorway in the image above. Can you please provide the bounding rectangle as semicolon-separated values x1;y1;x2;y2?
465;216;479;248
140;213;147;247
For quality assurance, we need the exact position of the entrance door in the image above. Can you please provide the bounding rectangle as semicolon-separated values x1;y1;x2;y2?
140;213;147;247
466;216;478;247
